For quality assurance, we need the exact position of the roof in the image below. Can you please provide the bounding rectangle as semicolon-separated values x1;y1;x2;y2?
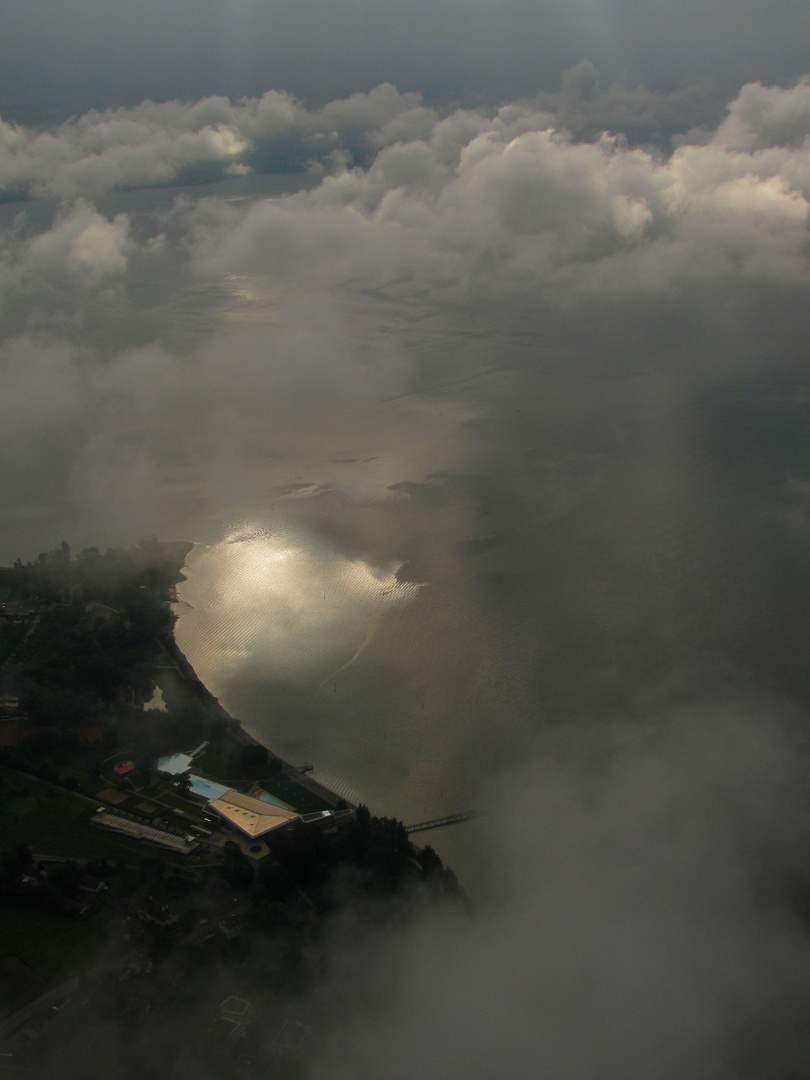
209;790;299;838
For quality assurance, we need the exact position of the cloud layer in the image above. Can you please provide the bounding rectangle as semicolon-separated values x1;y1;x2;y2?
0;85;432;200
3;75;807;318
312;703;810;1080
179;77;810;304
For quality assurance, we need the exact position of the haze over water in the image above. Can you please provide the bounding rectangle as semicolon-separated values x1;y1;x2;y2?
169;316;810;879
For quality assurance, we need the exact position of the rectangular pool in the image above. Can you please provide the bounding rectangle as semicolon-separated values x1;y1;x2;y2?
187;774;230;801
258;791;295;811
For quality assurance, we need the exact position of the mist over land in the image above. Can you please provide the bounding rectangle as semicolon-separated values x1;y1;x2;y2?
3;0;810;1071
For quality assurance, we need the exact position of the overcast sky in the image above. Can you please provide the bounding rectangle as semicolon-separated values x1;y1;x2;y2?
2;0;810;122
2;4;810;1078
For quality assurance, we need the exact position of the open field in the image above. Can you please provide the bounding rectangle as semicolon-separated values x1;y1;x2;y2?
261;780;333;814
85;603;117;622
59;752;109;799
0;907;97;992
0;956;46;1015
0;773;189;867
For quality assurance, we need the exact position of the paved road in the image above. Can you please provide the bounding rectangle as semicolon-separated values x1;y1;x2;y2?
31;853;95;865
0;976;80;1043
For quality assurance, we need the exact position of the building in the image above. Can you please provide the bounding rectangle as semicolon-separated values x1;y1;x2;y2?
208;789;299;841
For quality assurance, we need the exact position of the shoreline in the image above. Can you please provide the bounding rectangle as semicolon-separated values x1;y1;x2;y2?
165;542;352;811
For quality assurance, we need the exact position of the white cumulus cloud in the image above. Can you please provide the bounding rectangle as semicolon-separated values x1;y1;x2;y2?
178;78;810;303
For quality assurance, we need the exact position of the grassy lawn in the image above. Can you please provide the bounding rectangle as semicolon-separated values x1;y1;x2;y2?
97;770;133;794
85;602;117;623
155;791;205;817
194;742;242;784
1;784;94;852
140;783;167;799
0;777;186;866
59;752;107;796
117;795;162;815
261;781;332;814
0;905;98;987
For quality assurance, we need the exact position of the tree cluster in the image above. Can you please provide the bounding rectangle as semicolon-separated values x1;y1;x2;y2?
245;806;464;930
8;540;184;727
0;844;111;917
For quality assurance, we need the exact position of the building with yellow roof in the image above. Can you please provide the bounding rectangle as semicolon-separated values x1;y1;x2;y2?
209;789;299;839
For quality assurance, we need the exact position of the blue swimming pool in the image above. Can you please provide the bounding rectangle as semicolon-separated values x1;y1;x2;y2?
157;753;193;775
258;791;295;811
187;774;230;801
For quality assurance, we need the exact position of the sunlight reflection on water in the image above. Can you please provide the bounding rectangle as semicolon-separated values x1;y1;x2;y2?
173;520;423;796
175;520;419;680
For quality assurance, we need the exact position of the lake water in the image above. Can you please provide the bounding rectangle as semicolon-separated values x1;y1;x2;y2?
174;524;436;808
172;363;810;883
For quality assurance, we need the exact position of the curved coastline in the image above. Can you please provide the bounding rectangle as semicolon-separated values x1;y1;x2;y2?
167;543;352;811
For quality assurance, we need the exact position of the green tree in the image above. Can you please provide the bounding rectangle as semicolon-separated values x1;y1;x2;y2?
222;841;254;889
175;773;192;798
239;744;268;775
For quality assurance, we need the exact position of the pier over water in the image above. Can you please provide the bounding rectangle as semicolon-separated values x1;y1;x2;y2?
404;810;489;835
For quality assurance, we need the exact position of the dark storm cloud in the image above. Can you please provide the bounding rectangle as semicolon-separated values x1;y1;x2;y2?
1;0;809;124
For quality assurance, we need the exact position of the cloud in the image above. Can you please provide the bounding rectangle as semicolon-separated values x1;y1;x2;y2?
0;336;83;450
1;80;810;821
1;79;808;645
1;77;810;1080
2;71;805;208
0;290;417;548
0;86;432;200
179;77;810;305
312;701;810;1080
714;75;810;150
535;60;724;146
0;336;89;546
1;78;808;573
0;201;134;304
0;102;252;199
0;26;809;1080
24;200;132;284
